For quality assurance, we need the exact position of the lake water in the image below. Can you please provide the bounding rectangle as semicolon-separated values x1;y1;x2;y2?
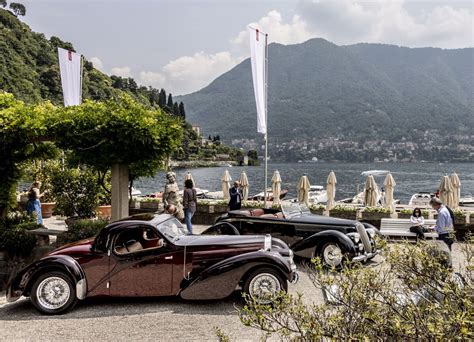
135;162;474;204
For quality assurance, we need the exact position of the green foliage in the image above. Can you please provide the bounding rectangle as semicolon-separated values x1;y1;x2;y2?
0;210;37;257
60;218;108;244
239;240;474;340
49;166;101;218
0;93;57;216
0;0;6;8
8;2;25;16
52;95;183;176
363;206;391;213
329;205;357;213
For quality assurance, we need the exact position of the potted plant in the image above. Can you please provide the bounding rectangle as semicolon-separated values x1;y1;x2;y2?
96;182;112;220
139;197;161;210
329;205;358;220
397;209;429;219
310;204;326;215
361;207;392;220
452;209;466;225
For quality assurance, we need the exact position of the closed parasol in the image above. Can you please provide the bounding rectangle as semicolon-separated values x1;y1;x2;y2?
383;173;396;213
271;170;282;206
297;175;311;205
239;172;249;201
222;170;232;200
326;171;337;211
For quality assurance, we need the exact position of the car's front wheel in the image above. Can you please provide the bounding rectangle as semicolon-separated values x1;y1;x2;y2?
243;268;287;304
318;242;345;268
30;271;78;315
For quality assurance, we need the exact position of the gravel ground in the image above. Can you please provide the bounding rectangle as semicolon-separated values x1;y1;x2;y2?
0;221;468;341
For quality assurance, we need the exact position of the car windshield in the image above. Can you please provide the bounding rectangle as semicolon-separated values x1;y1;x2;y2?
281;202;311;218
156;218;187;242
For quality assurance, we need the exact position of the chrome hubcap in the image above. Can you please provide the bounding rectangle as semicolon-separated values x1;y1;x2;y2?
248;273;281;304
36;276;70;310
323;244;343;267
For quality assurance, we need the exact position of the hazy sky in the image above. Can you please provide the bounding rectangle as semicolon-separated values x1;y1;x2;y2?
19;0;474;95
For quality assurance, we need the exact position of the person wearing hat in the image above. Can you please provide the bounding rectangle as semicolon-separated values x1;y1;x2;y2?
429;197;454;250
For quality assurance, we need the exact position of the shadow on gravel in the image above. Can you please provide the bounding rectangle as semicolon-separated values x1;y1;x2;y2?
0;293;244;321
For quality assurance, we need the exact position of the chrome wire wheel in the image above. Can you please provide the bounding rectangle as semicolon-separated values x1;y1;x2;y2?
36;276;71;310
248;272;281;304
322;243;343;267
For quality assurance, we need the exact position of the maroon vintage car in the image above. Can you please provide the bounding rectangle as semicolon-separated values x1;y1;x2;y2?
7;214;297;315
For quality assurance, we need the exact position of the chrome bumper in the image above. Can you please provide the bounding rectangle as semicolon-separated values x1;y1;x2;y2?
291;272;299;284
352;249;380;263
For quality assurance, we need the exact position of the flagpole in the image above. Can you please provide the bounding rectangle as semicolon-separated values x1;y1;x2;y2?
264;33;268;207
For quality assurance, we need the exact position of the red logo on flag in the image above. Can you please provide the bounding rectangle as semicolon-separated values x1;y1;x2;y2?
256;29;259;41
68;50;72;61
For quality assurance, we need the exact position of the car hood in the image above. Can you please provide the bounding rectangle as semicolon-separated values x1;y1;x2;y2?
48;238;95;257
288;213;357;226
174;234;267;248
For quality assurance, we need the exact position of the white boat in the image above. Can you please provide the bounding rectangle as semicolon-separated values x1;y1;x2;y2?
460;196;474;207
130;187;142;197
408;192;434;207
195;188;209;199
308;185;328;204
361;170;390;177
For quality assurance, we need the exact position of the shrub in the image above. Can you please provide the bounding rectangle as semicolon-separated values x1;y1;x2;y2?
0;227;37;257
237;240;474;340
140;197;160;203
60;218;108;244
329;205;357;213
50;167;101;218
363;206;391;214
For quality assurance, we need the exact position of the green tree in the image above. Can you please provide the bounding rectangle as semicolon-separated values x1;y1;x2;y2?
178;101;186;119
9;2;25;16
172;102;180;117
158;89;167;108
238;240;474;340
0;93;56;217
167;93;173;108
0;1;7;8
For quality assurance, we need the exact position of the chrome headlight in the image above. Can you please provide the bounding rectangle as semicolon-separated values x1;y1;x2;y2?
347;232;360;243
366;228;376;239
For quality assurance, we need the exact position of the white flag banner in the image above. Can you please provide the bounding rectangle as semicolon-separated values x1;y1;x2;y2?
249;27;267;135
58;47;82;107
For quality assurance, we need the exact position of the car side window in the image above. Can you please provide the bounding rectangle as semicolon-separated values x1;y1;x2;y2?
113;226;164;255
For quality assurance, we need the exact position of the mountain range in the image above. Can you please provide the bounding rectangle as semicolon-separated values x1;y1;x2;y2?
178;39;473;143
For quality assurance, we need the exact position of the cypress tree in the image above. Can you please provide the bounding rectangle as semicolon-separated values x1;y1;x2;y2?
167;93;173;108
172;102;180;116
178;102;186;119
158;89;167;108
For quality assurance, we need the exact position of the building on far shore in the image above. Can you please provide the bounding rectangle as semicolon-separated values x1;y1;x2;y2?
191;125;201;137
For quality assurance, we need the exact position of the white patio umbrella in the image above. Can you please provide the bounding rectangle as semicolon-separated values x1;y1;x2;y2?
221;170;232;200
271;170;282;206
297;175;311;205
383;173;396;213
364;175;377;207
184;172;195;186
439;175;453;207
450;173;461;209
239;171;249;201
326;171;337;211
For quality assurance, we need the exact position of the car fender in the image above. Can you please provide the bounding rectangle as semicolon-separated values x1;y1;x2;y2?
291;230;357;258
179;250;292;300
6;255;87;303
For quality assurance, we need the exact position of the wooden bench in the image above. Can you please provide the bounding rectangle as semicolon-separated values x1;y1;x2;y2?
380;218;438;239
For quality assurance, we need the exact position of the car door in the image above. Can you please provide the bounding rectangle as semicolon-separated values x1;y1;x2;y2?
107;225;175;297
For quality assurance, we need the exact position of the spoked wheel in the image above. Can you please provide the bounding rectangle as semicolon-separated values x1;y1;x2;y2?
243;268;287;304
30;271;78;315
319;242;344;268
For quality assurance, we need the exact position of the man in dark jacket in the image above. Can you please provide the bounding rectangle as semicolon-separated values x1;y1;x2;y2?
229;181;243;211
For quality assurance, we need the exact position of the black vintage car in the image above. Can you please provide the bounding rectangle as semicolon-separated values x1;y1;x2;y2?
202;203;379;267
7;214;297;315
